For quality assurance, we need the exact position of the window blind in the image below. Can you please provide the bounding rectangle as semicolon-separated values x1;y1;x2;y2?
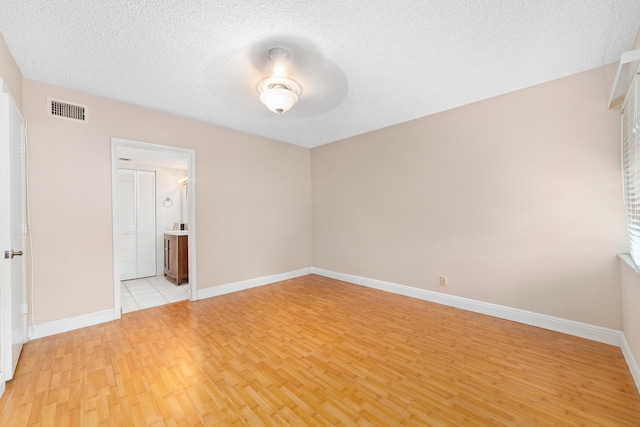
622;70;640;267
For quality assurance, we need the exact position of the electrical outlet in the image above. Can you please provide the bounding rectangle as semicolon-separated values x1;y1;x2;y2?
440;276;448;286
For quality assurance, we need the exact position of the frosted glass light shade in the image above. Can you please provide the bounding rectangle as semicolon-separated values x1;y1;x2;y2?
257;75;301;114
259;87;299;114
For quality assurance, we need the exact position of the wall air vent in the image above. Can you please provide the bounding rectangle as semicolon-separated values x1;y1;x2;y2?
48;97;88;123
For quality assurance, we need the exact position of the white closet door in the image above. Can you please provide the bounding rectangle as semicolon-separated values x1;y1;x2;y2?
136;170;156;277
118;169;156;280
118;169;136;280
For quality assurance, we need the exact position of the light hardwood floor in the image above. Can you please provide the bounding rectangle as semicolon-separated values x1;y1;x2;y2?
1;274;639;426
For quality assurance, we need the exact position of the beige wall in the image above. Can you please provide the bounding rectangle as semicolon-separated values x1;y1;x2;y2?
23;79;312;324
0;33;22;107
312;64;626;329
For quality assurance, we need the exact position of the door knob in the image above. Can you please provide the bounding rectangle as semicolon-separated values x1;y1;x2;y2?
4;250;23;259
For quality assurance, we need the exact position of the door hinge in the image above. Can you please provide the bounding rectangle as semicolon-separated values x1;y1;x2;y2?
23;303;28;314
20;143;25;154
21;224;27;234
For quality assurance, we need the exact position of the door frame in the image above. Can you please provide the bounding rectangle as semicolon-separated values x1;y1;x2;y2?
110;138;197;318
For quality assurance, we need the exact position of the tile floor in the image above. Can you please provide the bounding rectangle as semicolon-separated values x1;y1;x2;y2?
121;275;190;313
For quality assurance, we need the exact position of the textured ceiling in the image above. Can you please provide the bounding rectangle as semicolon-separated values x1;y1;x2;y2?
1;1;639;148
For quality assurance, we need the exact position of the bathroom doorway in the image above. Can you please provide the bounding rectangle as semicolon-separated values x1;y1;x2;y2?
111;138;197;317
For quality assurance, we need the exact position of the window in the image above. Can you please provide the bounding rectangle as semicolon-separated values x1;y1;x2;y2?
622;71;640;266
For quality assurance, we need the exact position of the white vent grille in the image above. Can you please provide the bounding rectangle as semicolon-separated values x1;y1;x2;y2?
48;97;88;123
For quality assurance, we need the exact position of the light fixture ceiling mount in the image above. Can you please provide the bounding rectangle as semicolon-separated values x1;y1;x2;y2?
257;48;301;115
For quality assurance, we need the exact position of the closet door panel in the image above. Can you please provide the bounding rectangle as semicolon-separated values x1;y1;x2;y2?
136;170;156;278
118;169;136;280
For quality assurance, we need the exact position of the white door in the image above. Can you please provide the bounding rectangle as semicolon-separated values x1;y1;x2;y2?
135;171;156;278
0;82;27;387
118;169;137;280
118;169;156;280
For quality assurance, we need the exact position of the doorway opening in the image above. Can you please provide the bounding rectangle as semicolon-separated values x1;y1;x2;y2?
110;138;197;317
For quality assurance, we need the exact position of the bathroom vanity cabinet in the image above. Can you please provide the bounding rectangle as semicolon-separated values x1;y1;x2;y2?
164;232;188;285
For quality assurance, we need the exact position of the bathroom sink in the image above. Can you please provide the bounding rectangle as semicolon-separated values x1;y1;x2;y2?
165;230;189;236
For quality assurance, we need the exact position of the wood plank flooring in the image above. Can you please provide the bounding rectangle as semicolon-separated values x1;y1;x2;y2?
1;274;639;425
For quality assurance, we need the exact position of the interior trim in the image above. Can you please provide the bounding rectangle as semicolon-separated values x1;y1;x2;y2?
26;268;624;345
26;267;638;393
311;268;640;391
196;268;313;300
110;138;197;317
29;309;115;340
312;267;623;346
27;268;313;340
622;335;640;393
313;267;640;391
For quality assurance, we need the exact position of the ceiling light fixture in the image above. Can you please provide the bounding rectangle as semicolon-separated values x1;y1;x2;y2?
258;49;301;114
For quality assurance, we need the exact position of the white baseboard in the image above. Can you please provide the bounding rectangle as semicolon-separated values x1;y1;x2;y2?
315;266;640;394
312;268;624;347
25;268;312;341
29;309;116;340
196;267;313;301
20;267;640;394
622;336;640;393
23;267;626;348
